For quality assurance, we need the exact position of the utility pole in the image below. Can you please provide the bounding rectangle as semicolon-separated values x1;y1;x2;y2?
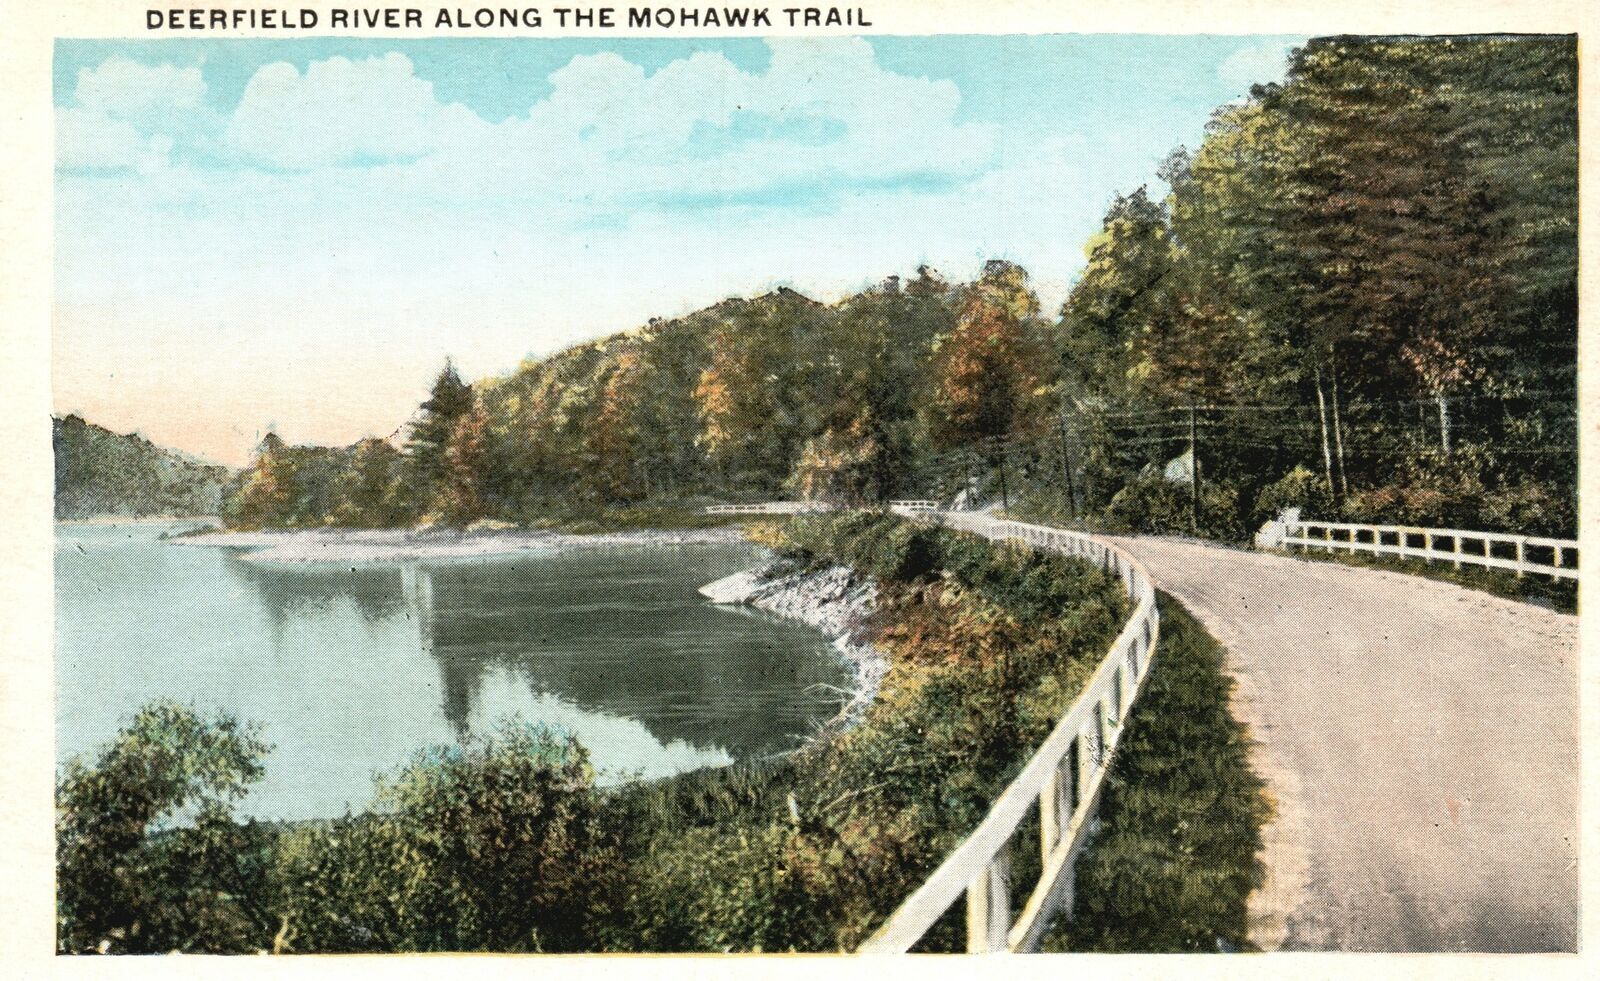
996;438;1011;511
1058;414;1078;520
1188;402;1200;536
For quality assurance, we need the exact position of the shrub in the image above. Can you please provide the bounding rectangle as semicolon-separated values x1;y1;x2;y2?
1251;464;1328;528
274;721;620;953
1106;473;1244;540
56;703;274;954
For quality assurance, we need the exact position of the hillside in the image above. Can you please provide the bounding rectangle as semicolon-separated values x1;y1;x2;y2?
223;35;1576;539
54;415;232;519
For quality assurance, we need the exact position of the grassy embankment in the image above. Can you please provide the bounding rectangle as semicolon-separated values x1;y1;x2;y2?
1044;594;1269;951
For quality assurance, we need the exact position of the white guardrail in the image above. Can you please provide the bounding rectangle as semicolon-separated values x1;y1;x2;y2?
1258;515;1577;581
704;501;832;515
705;500;938;516
858;513;1161;953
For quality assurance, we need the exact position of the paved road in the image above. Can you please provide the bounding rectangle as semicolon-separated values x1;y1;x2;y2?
1106;536;1579;952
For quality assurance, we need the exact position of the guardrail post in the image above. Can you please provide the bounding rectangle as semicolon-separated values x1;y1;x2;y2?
1515;537;1526;578
1423;531;1433;564
1040;768;1061;863
1454;534;1463;569
1076;729;1095;804
966;852;1011;953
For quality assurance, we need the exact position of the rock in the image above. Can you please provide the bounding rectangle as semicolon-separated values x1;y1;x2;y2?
699;569;766;604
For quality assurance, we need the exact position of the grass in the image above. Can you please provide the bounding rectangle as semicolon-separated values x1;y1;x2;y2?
1277;544;1577;614
1042;593;1270;953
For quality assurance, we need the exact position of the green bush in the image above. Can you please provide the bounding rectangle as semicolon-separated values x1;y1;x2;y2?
1251;464;1328;528
273;722;619;953
56;703;275;954
1106;473;1245;540
599;513;1129;951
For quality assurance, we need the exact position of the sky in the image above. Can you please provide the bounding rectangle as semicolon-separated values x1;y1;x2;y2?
53;34;1305;467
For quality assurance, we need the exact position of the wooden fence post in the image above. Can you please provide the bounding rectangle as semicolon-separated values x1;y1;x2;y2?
966;852;1011;953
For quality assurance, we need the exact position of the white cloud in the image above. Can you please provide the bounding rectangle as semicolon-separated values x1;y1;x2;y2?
225;53;485;169
211;40;992;208
58;57;206;171
74;56;205;121
56;107;174;171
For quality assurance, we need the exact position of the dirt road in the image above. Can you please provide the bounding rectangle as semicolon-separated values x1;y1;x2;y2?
1106;536;1579;952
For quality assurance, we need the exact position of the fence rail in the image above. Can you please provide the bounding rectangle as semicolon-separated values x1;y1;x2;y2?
1260;516;1577;581
703;501;831;515
858;513;1160;953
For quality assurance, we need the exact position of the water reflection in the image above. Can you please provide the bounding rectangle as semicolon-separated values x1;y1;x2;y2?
223;549;848;758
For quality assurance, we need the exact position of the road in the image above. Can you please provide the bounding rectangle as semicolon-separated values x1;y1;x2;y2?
1106;536;1579;952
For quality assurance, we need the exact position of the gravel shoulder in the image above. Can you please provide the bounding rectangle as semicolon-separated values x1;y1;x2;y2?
1106;535;1579;952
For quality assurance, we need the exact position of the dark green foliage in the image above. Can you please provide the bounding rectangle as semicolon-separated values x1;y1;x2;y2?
1104;473;1245;540
405;361;475;498
273;723;619;953
54;415;231;519
56;703;274;954
1034;35;1575;541
1044;595;1269;952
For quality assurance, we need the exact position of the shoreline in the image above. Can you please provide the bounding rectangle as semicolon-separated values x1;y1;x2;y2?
166;525;748;563
56;515;221;527
701;562;885;731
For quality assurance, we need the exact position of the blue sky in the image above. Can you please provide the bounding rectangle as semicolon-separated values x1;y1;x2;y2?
53;34;1305;465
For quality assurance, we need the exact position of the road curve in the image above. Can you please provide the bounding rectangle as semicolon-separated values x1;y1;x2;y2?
1104;536;1579;952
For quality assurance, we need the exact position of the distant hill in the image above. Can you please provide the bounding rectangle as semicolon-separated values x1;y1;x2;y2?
54;414;233;519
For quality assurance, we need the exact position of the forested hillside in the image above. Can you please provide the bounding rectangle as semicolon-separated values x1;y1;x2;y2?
54;415;231;519
226;35;1576;538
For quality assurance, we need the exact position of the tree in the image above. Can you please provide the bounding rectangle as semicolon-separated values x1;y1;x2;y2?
56;703;273;953
929;261;1048;507
227;433;297;529
329;438;406;527
428;394;489;526
406;362;475;504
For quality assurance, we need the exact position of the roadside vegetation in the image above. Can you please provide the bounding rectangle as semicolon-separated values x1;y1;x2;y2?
1044;595;1269;952
58;512;1154;953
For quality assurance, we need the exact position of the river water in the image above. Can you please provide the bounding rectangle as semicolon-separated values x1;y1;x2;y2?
54;522;849;821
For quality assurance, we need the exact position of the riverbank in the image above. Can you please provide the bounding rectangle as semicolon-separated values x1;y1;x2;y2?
701;563;885;729
166;525;748;563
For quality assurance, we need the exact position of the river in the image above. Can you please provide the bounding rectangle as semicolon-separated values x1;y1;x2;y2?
54;522;850;821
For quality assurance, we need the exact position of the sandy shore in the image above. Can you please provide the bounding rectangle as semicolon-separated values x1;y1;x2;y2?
167;525;747;563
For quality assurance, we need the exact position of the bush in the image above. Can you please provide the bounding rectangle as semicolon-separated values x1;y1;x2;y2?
1106;473;1245;540
56;703;274;954
599;513;1130;951
1251;464;1329;528
274;722;620;953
